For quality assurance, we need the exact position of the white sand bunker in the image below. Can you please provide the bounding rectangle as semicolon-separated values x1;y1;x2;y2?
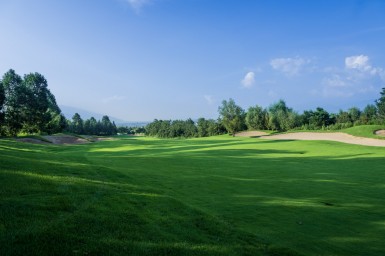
17;135;89;145
375;130;385;136
235;131;268;137
43;135;88;144
260;132;385;147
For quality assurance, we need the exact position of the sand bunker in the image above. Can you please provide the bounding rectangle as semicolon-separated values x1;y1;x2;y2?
374;130;385;136
260;132;385;147
235;131;269;137
16;135;89;145
43;135;89;144
17;138;50;144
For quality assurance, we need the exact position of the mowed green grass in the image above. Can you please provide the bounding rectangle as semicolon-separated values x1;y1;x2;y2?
1;135;385;255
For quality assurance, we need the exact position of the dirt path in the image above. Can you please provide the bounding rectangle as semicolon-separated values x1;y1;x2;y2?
260;132;385;147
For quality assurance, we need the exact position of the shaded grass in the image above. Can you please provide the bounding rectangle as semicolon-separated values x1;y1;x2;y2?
1;135;385;255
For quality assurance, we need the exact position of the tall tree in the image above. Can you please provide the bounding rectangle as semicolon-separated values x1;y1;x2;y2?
101;115;115;135
0;80;4;123
1;69;26;135
71;113;84;134
218;98;245;136
310;107;331;128
0;80;5;134
22;72;61;133
336;110;351;124
360;104;377;124
375;87;385;119
246;105;267;130
348;107;361;123
267;100;298;131
197;118;209;137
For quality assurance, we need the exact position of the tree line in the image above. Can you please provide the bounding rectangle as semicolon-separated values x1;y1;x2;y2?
2;69;385;138
219;89;385;135
66;113;118;136
0;69;120;136
145;118;226;138
145;89;385;138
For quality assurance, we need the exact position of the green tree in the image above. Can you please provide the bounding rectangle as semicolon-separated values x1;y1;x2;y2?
183;118;197;138
197;118;209;137
360;104;377;124
267;100;298;131
1;70;26;136
246;105;267;130
207;119;226;136
336;110;351;124
71;113;84;134
0;81;5;135
22;72;62;133
100;115;116;135
311;107;331;128
46;113;67;134
375;87;385;120
348;107;361;123
218;98;245;136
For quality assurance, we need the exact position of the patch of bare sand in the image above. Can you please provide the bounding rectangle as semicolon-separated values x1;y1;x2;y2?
260;132;385;147
235;131;269;137
375;130;385;136
43;135;88;144
17;138;50;144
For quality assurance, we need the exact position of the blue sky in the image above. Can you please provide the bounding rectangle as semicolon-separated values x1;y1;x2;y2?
1;0;385;121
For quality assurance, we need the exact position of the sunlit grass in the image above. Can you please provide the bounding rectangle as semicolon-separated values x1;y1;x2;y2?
1;135;385;255
341;125;385;139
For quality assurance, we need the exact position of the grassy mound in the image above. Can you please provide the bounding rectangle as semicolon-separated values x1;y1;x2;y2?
341;125;385;139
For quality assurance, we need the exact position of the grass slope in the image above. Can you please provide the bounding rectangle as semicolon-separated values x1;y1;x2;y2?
341;125;385;139
1;135;385;255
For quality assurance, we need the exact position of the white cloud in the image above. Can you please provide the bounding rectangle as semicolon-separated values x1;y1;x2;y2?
102;95;126;104
241;72;255;88
345;55;368;70
345;55;373;72
126;0;151;13
204;95;214;105
270;57;309;76
344;54;385;78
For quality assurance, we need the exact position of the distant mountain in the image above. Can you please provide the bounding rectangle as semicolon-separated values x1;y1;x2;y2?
117;122;150;127
59;105;149;127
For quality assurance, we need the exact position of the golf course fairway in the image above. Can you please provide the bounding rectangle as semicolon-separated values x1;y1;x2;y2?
1;135;385;255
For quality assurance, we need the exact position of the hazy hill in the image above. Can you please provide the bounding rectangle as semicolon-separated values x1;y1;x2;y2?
60;105;148;127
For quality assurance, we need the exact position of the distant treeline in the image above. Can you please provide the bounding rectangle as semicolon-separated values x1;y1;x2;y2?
145;89;385;138
66;113;118;136
2;69;385;138
145;118;226;138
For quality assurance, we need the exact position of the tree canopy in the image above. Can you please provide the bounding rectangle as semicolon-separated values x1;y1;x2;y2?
218;99;245;136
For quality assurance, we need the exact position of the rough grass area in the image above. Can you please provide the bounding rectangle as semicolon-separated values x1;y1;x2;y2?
1;135;385;255
341;125;385;139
